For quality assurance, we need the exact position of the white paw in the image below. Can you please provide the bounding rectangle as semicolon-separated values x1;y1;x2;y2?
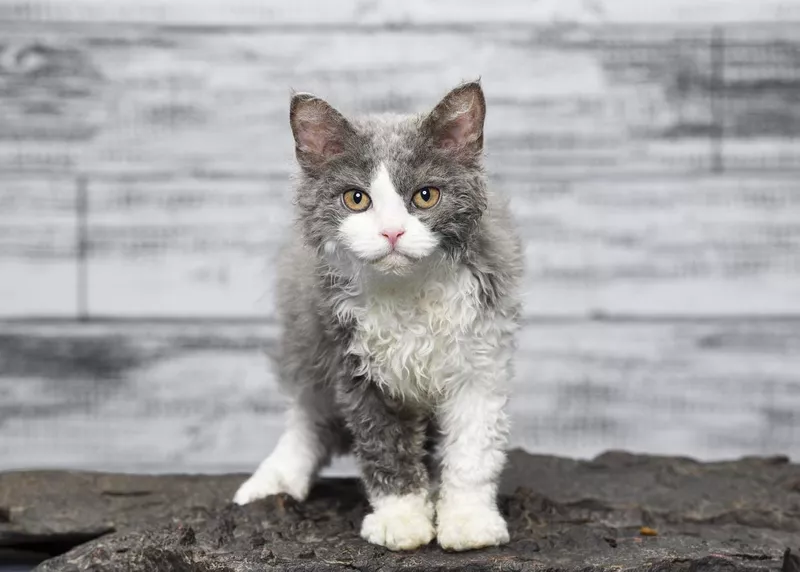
360;493;435;551
436;504;510;551
233;461;311;505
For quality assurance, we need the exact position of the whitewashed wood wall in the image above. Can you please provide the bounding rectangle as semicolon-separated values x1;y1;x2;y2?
1;1;799;319
2;1;800;469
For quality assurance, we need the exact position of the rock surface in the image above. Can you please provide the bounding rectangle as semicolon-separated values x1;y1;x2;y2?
1;449;799;571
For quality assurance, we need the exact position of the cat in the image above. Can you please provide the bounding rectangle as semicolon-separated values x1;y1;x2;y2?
233;80;523;552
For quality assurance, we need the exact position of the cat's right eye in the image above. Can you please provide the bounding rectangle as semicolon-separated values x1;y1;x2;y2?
342;189;372;212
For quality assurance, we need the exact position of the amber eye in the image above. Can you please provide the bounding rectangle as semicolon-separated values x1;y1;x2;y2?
342;189;371;212
412;186;441;209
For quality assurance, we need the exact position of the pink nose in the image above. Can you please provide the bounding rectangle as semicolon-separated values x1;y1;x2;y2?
381;229;405;248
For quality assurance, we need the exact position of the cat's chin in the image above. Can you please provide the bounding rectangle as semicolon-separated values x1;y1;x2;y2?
371;252;416;275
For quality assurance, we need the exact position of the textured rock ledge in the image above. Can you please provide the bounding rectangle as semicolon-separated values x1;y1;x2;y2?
1;450;799;572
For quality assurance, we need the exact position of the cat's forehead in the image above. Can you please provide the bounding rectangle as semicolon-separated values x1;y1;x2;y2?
351;113;424;166
352;112;416;136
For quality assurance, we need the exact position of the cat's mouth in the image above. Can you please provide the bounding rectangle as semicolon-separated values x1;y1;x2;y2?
371;251;416;273
366;248;415;263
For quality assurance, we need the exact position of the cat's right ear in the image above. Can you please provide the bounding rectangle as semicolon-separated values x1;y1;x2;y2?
290;93;355;172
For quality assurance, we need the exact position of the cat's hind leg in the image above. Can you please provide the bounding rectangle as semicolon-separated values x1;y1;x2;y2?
233;386;345;504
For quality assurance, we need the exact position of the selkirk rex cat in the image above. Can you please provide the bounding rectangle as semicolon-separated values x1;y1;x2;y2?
234;81;523;552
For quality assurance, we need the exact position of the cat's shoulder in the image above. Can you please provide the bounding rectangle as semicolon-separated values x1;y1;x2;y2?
462;190;524;310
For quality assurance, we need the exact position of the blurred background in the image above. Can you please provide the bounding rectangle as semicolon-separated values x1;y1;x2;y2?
1;0;799;476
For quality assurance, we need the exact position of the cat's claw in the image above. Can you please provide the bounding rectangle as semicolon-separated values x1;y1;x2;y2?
436;504;510;551
232;462;310;505
360;494;435;551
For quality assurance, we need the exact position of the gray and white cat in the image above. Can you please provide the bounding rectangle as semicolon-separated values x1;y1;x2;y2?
234;81;523;552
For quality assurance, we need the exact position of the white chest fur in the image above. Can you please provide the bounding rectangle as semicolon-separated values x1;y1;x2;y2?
343;263;487;404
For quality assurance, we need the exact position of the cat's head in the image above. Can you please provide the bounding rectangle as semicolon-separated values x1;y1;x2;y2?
290;81;488;276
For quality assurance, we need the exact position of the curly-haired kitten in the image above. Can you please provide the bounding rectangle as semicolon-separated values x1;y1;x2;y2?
234;81;523;552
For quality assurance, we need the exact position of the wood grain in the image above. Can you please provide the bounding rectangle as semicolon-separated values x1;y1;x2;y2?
1;0;800;26
1;318;797;470
2;23;798;176
3;171;799;317
1;21;799;317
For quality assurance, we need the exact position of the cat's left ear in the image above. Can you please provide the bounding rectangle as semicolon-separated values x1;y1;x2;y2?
422;80;486;160
290;92;356;172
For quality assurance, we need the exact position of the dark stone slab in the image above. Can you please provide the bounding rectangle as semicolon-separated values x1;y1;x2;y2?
1;449;798;571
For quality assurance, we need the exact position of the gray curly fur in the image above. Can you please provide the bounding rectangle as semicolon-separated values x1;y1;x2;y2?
273;81;523;499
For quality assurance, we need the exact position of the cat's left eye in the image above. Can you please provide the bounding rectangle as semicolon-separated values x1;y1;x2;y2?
342;189;372;212
412;187;441;210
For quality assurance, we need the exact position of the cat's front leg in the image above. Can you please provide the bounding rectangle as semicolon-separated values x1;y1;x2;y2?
435;379;511;551
338;375;434;551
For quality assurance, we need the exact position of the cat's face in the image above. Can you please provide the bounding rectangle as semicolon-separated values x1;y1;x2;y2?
290;82;488;275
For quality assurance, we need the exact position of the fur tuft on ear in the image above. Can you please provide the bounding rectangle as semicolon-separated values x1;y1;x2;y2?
422;81;486;160
290;93;355;171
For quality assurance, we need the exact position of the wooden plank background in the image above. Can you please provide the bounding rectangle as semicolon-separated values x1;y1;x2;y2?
2;0;800;25
1;2;799;470
2;318;798;471
1;6;799;318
